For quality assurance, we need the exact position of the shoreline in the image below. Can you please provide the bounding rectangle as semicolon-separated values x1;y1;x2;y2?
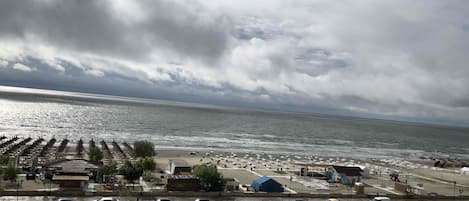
152;145;469;162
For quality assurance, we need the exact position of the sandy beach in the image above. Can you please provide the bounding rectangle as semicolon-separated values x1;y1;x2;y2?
153;148;469;196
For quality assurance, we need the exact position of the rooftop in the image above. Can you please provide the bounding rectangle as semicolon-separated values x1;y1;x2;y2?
333;166;363;176
46;159;98;173
168;175;199;179
169;159;191;167
52;175;89;181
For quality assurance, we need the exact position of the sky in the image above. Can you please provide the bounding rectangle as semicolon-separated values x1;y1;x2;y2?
0;0;469;126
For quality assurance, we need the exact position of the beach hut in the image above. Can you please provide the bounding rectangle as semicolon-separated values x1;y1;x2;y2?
168;159;192;175
251;176;284;192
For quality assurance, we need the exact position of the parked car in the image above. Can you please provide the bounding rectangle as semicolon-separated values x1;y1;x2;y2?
157;199;173;201
94;197;119;201
370;197;391;201
57;198;75;201
195;199;210;201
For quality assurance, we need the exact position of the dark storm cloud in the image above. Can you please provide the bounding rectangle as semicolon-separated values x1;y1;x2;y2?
0;0;230;63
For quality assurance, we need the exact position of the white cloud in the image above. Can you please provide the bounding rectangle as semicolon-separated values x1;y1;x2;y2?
12;63;34;72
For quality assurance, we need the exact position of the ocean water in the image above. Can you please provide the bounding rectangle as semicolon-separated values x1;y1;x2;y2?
0;86;468;159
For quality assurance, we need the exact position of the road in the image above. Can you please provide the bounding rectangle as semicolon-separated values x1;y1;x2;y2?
0;197;367;201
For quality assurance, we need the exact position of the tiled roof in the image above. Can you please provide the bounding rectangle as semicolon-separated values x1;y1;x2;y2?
46;159;98;173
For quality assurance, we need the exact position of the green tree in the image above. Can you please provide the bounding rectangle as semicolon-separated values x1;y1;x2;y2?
138;157;157;182
133;140;155;158
3;164;18;182
119;161;143;183
100;163;118;175
98;162;118;183
193;163;224;191
138;157;156;174
89;147;103;163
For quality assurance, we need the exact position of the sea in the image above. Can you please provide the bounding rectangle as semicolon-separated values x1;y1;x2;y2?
0;86;468;160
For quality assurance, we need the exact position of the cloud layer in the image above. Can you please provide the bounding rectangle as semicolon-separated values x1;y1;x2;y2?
1;0;469;126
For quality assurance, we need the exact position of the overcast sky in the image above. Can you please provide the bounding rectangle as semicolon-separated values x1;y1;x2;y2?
1;0;469;126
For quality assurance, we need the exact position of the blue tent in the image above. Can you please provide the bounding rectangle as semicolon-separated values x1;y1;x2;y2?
251;176;284;192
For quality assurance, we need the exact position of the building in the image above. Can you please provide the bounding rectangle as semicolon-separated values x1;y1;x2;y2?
224;178;240;192
251;176;284;192
355;182;365;194
44;159;98;190
356;165;370;177
166;175;200;191
168;159;192;175
326;166;363;185
394;181;411;193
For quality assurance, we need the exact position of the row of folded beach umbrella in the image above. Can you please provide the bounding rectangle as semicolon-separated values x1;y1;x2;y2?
0;136;136;168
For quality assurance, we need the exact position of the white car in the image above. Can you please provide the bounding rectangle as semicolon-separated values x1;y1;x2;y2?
371;197;391;201
94;197;119;201
57;198;75;201
195;199;210;201
157;199;173;201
